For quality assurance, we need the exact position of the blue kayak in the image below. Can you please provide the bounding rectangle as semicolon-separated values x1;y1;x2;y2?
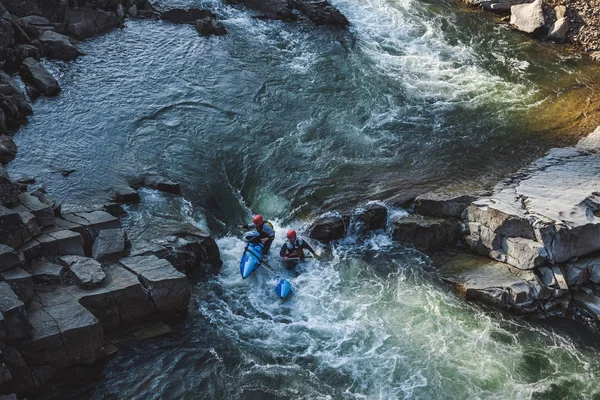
240;241;265;279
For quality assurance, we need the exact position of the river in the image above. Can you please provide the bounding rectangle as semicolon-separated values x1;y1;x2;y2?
8;0;600;397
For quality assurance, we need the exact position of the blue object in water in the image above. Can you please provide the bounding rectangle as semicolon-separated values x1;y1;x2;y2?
275;279;293;299
240;239;265;279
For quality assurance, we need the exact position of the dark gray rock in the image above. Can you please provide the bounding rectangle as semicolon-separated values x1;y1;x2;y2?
19;15;50;26
0;281;32;340
354;202;387;232
0;244;23;271
0;267;33;304
391;215;460;251
415;187;480;218
147;231;222;274
60;255;105;288
38;30;79;61
37;230;84;256
194;17;227;36
0;135;17;165
119;255;190;313
0;179;19;206
18;192;54;227
16;299;102;369
30;259;63;283
66;264;156;330
0;362;12;386
308;213;349;242
289;0;348;26
142;175;181;195
226;0;296;21
110;184;140;204
61;210;120;253
18;239;41;262
161;8;215;24
92;228;127;261
65;8;120;40
19;58;60;97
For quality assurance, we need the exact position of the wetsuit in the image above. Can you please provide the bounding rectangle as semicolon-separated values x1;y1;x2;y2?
280;238;316;270
243;222;275;254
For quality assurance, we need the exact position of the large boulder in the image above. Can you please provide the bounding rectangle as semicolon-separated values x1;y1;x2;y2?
19;58;60;97
0;267;33;304
37;230;84;257
510;0;544;34
289;0;349;26
38;31;80;61
30;259;63;283
414;186;481;218
18;192;54;227
60;255;105;288
308;212;349;242
119;255;191;313
146;231;223;274
64;7;120;40
59;210;120;253
0;244;23;272
161;8;214;24
225;0;296;21
91;227;127;261
354;202;387;231
391;215;460;251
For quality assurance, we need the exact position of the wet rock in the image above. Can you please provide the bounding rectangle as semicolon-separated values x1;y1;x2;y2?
439;254;545;311
19;58;60;97
147;231;222;274
573;289;600;320
38;31;79;61
0;281;32;340
92;228;127;261
109;184;140;204
119;255;190;313
227;0;296;21
37;230;84;256
355;202;387;231
289;0;349;26
547;17;569;42
391;215;460;251
510;0;544;34
414;187;480;218
308;213;349;242
116;3;125;21
30;259;63;283
61;210;120;253
65;8;120;40
17;299;102;369
0;267;33;304
161;8;215;24
141;175;181;195
0;244;23;271
194;17;227;36
128;5;138;17
0;135;17;165
563;262;589;287
60;255;105;288
30;188;61;216
65;264;156;330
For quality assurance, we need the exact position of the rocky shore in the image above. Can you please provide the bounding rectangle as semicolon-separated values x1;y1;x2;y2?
464;0;600;59
308;125;600;326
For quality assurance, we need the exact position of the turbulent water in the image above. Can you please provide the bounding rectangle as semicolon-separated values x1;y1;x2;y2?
9;0;600;398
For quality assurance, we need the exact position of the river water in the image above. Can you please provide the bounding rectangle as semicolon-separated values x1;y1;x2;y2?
8;0;600;398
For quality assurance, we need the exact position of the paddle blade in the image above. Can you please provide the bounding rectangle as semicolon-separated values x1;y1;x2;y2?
275;279;293;299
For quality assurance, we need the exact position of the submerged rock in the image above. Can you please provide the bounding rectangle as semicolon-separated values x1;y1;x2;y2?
194;17;227;36
161;8;215;24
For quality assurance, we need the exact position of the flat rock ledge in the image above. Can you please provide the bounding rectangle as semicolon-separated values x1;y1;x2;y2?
0;177;222;398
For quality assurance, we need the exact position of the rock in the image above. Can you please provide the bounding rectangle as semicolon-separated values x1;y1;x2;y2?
128;5;138;17
17;299;102;369
308;213;349;242
147;231;222;274
289;0;349;26
510;0;544;34
227;0;296;21
109;184;140;204
61;210;120;253
37;230;84;256
588;257;600;283
65;8;120;40
19;15;50;26
60;255;105;288
17;240;40;262
119;255;190;313
30;259;63;283
92;228;127;261
116;3;125;21
38;31;79;61
65;264;157;330
0;363;12;385
439;254;545;311
142;175;181;195
354;202;387;231
30;188;60;216
0;180;19;206
0;244;23;271
18;192;54;227
194;17;227;36
555;5;566;19
547;17;569;42
19;58;60;97
500;237;548;270
161;8;215;24
2;347;35;394
573;290;600;320
414;187;480;218
0;281;32;340
0;135;17;165
563;262;589;287
0;267;33;304
391;215;460;251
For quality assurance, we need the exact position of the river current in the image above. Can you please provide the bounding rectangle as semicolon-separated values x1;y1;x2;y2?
8;0;600;398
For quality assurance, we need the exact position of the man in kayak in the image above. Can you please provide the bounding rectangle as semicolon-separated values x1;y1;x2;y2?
280;230;317;270
239;215;276;255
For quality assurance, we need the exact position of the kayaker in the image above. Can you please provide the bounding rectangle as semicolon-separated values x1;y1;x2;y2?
239;215;276;255
280;230;317;270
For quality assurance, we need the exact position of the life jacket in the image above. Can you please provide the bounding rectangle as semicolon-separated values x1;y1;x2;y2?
257;221;275;239
284;238;304;258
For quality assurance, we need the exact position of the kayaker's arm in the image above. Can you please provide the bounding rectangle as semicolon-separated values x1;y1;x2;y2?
301;240;317;256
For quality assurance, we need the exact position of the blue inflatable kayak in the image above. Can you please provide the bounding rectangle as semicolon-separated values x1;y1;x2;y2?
240;241;265;279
